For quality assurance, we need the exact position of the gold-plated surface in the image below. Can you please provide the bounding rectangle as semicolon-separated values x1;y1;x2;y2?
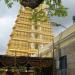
6;5;53;56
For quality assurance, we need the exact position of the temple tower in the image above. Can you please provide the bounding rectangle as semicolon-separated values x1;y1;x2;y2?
6;5;53;56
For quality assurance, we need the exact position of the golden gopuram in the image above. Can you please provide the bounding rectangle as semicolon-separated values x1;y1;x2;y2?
6;5;53;56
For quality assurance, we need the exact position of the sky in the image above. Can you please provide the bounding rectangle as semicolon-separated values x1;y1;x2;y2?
0;1;20;54
0;0;75;54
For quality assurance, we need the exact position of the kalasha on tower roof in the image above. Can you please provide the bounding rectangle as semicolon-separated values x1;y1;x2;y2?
20;0;44;9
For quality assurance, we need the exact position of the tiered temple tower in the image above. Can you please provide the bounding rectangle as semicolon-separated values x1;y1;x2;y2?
6;5;53;56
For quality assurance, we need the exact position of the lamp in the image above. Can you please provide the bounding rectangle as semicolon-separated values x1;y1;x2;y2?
26;63;32;75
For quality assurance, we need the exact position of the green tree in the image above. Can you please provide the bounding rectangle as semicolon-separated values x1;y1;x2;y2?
3;0;68;26
3;0;67;17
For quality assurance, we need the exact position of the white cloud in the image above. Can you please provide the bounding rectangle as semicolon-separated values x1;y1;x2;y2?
0;16;16;37
0;16;17;54
0;0;19;54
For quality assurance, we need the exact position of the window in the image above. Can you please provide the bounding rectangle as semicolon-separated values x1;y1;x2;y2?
35;44;39;49
35;33;39;38
34;25;38;30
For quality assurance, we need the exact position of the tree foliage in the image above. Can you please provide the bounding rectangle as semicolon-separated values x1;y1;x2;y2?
3;0;67;24
3;0;67;17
